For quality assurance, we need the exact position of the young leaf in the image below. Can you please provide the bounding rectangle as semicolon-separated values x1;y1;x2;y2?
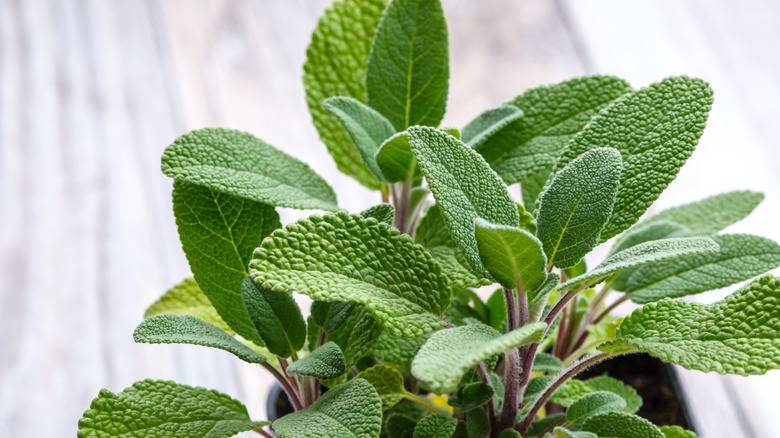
566;391;626;426
525;414;566;438
327;304;384;367
162;128;338;211
498;430;522;438
311;301;357;334
466;407;491;437
486;288;507;329
461;105;524;163
357;365;406;411
408;126;519;277
659;425;699;438
242;277;306;358
172;180;281;345
303;0;388;189
273;378;382;438
145;277;232;334
287;342;346;380
553;76;713;242
601;274;780;375
386;413;418;438
373;332;429;367
532;353;564;373
558;237;719;291
324;96;396;180
448;382;494;411
366;0;449;131
133;315;266;364
412;414;458;438
249;212;450;337
584;376;642;414
374;132;417;182
581;411;663;438
411;322;545;394
474;218;548;292
536;147;622;269
609;222;691;257
627;234;780;303
361;203;395;224
555;428;597;438
77;380;268;438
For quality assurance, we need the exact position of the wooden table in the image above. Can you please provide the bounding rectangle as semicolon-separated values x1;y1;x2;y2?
2;1;779;436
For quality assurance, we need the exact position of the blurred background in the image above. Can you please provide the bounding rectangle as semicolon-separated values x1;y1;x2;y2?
2;0;780;436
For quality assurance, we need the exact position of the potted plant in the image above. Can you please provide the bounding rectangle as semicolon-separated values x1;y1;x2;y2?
77;0;780;437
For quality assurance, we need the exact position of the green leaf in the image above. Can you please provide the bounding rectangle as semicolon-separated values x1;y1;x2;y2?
133;315;266;364
373;332;429;367
523;377;592;408
287;342;346;380
328;304;384;367
172;180;281;345
536;147;623;269
486;288;507;330
520;167;550;212
324;96;397;180
581;412;663;438
601;274;780;375
627;234;780;303
386;413;418;438
163;128;338;210
532;353;563;373
242;277;306;358
497;430;522;438
566;391;626;426
462;105;524;163
303;0;388;189
583;376;642;414
659;425;699;438
312;301;357;334
375;132;417;183
555;428;597;438
608;223;691;290
249;212;450;337
273;378;382;438
77;380;267;438
412;322;545;394
408;126;520;277
475;218;548;292
444;297;485;326
361;203;396;224
412;414;458;438
529;273;560;323
554;76;714;241
366;0;449;131
145;277;232;334
466;407;491;437
558;237;719;291
448;382;494;411
491;75;633;182
357;365;405;411
525;414;566;438
516;203;537;234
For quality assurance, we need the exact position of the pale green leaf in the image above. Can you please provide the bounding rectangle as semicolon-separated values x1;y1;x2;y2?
525;414;566;438
163;128;338;210
581;412;663;438
555;428;597;438
462;105;524;163
584;376;642;414
242;277;305;358
133;315;266;364
524;377;592;408
411;322;545;394
145;277;232;334
249;212;450;337
77;380;267;438
529;273;560;321
532;353;563;373
566;391;626;426
273;378;382;438
601;274;780;375
474;218;547;292
361;203;395;224
412;414;458;438
659;425;699;438
357;365;405;411
303;0;388;189
373;332;429;367
516;202;537;234
408;126;520;277
287;342;346;379
328;304;384;367
537;147;622;269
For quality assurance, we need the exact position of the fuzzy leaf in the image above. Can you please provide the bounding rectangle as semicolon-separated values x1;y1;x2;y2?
249;212;450;337
273;378;382;438
163;128;338;210
374;132;417;182
361;203;395;224
659;426;699;438
328;304;384;367
537;147;622;269
525;414;566;438
555;429;597;438
412;322;545;394
609;222;691;257
474;218;547;292
448;382;494;411
498;430;522;438
553;76;713;241
466;408;491;437
357;365;405;411
367;0;449;131
627;234;780;303
584;376;642;414
462;105;524;163
601;274;780;375
566;391;626;426
77;380;267;438
408;126;520;277
145;277;232;334
287;342;346;379
133;315;266;364
172;181;281;345
303;0;388;189
532;353;564;373
242;277;305;358
486;289;507;329
412;414;458;438
558;237;719;291
373;332;429;367
324;96;396;180
581;412;663;438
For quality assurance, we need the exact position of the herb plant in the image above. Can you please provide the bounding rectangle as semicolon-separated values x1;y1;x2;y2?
77;0;780;437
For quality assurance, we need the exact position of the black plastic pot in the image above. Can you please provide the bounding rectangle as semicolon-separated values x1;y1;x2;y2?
266;383;295;422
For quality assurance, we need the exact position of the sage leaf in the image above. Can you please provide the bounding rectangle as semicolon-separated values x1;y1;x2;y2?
461;104;524;163
581;412;663;438
375;132;417;182
531;353;563;373
466;407;491;437
566;391;626;427
474;218;547;292
373;332;429;367
520;167;550;211
412;414;458;438
659;426;699;438
448;382;494;411
357;365;406;411
287;342;346;380
361;203;395;224
242;277;306;358
584;376;642;414
555;428;597;438
386;413;418;438
311;301;357;334
486;288;507;329
145;277;232;334
327;305;383;367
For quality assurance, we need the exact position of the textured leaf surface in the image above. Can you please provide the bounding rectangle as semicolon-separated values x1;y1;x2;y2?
553;76;713;241
581;412;663;438
242;277;306;358
328;304;384;367
448;382;494;411
532;353;564;373
412;414;458;438
373;332;429;367
163;128;338;210
273;378;382;438
537;148;622;269
566;391;626;426
77;380;266;438
173;181;281;344
287;342;346;379
462;104;524;163
659;426;699;438
145;277;231;333
133;315;266;364
374;132;417;182
324;96;396;180
361;203;395;224
486;288;507;329
558;237;719;291
412;322;545;393
601;274;780;375
312;301;357;334
249;212;450;337
584;376;642;414
303;0;388;189
409;126;519;277
367;0;449;130
357;365;405;411
626;234;780;303
466;407;490;437
520;167;550;212
555;428;597;438
491;76;632;182
475;218;547;292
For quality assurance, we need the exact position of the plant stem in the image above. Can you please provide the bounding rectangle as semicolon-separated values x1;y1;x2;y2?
553;305;569;359
563;337;608;367
504;288;519;332
517;287;528;328
403;391;441;413
253;427;277;438
500;348;522;431
317;327;327;348
261;362;303;411
593;294;629;325
477;361;497;426
381;183;389;203
569;282;613;354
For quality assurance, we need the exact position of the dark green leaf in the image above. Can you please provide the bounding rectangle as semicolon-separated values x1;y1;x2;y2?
361;203;396;224
242;277;305;358
475;219;548;292
462;105;524;163
287;342;346;380
412;414;458;438
448;382;494;411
